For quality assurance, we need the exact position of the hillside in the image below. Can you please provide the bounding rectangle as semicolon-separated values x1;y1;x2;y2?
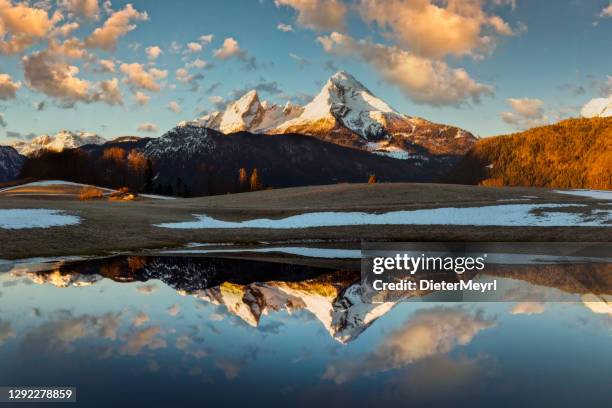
449;117;612;189
19;125;432;196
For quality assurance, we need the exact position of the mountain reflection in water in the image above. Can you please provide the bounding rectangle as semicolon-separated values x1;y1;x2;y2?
0;254;610;407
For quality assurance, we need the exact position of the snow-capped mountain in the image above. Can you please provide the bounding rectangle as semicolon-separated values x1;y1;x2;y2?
11;130;106;156
194;279;395;343
0;145;25;182
581;95;612;118
183;71;476;162
190;90;304;133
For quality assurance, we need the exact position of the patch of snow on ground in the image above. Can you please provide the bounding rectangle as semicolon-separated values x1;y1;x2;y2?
555;189;612;200
162;247;361;258
0;209;80;229
155;204;611;229
139;194;177;200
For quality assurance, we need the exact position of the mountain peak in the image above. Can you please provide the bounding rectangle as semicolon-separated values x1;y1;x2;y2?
328;70;368;91
10;130;106;156
216;89;263;133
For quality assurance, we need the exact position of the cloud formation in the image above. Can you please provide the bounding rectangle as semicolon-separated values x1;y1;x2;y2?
137;122;158;132
275;0;346;31
85;4;148;50
0;0;63;54
120;62;167;92
510;302;545;315
213;37;258;70
213;37;244;59
0;73;21;99
22;50;95;107
501;97;549;129
277;23;293;32
601;3;612;18
357;0;518;59
318;32;494;106
120;326;166;355
322;307;496;384
198;34;214;44
59;0;100;20
133;90;149;105
145;45;162;60
186;42;202;53
167;100;181;113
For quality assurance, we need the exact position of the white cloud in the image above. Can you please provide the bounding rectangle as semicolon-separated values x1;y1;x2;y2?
318;32;493;106
501;97;549;129
510;302;545;315
169;41;181;53
167;100;181;113
145;45;162;60
52;21;80;37
323;307;496;384
0;73;21;99
132;312;149;327
277;23;294;32
198;34;214;44
213;37;244;59
175;68;189;82
120;326;166;355
581;95;612;118
96;77;123;105
133;90;149;106
98;58;115;72
289;52;309;68
186;58;209;69
22;50;92;107
357;0;518;59
506;97;544;118
186;42;202;53
167;303;181;316
120;62;167;92
58;0;100;20
85;4;148;50
274;0;346;31
0;0;63;54
137;122;158;133
209;95;226;110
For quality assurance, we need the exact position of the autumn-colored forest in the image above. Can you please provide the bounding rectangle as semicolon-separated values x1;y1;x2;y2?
449;117;612;190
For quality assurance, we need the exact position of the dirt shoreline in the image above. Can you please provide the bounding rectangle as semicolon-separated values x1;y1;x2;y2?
1;183;611;260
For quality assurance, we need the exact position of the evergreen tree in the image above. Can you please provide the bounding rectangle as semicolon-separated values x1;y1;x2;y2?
250;168;261;191
238;168;248;192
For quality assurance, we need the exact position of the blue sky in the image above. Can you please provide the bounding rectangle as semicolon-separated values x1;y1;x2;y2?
0;0;611;143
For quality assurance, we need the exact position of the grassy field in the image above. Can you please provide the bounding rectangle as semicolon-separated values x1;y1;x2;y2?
1;182;611;259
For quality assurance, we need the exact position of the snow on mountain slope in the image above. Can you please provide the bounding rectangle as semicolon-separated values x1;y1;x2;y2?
271;71;477;157
581;96;612;118
183;71;475;161
0;146;25;182
194;91;303;134
274;71;402;139
11;130;106;156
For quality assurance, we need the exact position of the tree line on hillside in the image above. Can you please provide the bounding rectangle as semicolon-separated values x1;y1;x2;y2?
19;146;381;196
449;118;612;190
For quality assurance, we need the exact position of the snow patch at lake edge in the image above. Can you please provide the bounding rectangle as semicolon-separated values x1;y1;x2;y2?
155;204;611;229
0;209;81;229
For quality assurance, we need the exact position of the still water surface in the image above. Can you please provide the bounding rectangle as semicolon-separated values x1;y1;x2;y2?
0;254;610;407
